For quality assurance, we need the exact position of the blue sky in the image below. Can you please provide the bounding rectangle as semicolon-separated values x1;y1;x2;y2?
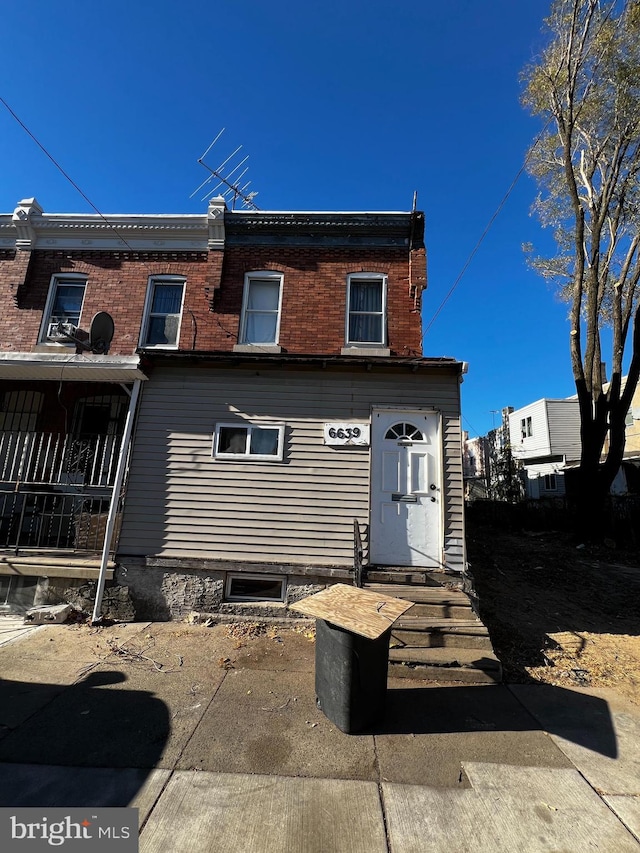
0;0;574;437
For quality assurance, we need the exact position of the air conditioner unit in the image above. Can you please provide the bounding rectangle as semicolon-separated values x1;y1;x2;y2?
47;322;77;340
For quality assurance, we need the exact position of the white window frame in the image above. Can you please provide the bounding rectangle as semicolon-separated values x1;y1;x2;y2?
239;271;283;345
544;473;557;491
225;574;286;602
520;416;533;440
212;422;286;462
345;273;387;346
39;273;88;344
139;275;186;350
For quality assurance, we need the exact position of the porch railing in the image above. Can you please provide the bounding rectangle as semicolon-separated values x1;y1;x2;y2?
353;518;366;588
0;431;122;554
0;490;118;552
0;431;121;488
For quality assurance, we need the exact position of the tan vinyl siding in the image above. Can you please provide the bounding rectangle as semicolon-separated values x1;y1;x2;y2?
118;365;464;570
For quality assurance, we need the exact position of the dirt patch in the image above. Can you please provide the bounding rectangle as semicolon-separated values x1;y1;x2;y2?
467;519;640;705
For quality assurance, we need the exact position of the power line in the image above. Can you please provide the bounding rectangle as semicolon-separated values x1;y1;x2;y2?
0;95;144;256
462;414;481;437
422;118;553;338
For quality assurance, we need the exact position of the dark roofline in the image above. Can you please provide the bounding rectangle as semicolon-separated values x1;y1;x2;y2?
138;349;461;374
224;210;425;249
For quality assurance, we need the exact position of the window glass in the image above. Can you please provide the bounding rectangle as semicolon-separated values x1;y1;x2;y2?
242;276;281;344
227;576;285;602
247;280;280;310
249;427;280;455
348;277;385;343
146;314;180;346
51;284;84;325
385;422;425;441
42;277;87;341
151;283;183;314
218;427;249;455
143;280;184;347
214;423;284;461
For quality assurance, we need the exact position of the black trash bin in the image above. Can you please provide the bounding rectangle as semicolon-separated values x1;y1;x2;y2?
315;617;391;734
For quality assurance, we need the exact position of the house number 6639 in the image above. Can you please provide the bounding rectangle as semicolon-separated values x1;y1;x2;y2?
328;427;361;439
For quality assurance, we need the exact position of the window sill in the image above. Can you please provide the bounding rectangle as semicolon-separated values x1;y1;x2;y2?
140;344;179;351
233;344;282;354
33;342;75;353
341;346;390;357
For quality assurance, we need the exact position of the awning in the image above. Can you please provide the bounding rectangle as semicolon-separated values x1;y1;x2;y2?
0;353;148;382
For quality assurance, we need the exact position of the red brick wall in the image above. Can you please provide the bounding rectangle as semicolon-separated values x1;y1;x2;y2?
0;243;423;356
214;245;423;356
0;249;215;355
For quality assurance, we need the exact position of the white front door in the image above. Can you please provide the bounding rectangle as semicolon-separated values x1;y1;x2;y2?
369;409;442;567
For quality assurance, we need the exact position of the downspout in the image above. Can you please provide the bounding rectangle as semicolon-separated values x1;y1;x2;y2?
91;379;142;624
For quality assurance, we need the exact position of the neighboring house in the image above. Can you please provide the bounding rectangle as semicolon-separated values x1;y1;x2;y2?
462;432;490;500
508;398;581;499
0;197;466;619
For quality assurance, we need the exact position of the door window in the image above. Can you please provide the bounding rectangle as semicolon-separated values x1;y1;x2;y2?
384;422;425;441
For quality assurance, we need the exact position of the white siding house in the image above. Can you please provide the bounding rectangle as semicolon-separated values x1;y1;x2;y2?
509;399;581;498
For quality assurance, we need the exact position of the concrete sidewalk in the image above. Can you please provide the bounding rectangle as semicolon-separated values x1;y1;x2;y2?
0;619;639;851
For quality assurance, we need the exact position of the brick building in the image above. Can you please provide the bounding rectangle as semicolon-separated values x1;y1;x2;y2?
0;197;465;619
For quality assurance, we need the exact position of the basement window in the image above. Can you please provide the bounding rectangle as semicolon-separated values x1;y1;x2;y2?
225;574;286;602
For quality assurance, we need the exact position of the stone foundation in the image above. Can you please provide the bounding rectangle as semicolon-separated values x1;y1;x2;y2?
116;558;331;621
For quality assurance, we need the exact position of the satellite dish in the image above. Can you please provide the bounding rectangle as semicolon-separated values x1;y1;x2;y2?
89;312;115;354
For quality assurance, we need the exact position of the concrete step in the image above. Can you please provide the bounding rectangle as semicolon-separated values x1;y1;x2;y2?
388;647;502;684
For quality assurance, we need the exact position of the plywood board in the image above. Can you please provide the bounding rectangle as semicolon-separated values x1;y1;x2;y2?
289;583;413;639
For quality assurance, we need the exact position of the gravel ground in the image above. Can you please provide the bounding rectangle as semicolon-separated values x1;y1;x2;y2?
467;519;640;705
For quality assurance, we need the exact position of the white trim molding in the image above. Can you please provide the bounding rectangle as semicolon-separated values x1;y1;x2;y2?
0;197;227;252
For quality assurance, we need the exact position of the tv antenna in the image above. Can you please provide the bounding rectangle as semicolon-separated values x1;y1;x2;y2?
190;129;260;210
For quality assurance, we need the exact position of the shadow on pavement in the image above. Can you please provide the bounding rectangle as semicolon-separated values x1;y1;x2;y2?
0;670;170;807
377;682;618;758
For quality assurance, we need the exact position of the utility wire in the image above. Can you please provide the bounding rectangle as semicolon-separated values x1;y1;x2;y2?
0;95;142;255
422;117;553;338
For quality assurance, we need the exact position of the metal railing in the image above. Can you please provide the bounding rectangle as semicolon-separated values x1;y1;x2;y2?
0;431;121;488
0;430;123;554
0;489;115;552
353;518;365;588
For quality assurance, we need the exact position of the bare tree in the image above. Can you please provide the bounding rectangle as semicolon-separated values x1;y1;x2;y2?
522;0;640;532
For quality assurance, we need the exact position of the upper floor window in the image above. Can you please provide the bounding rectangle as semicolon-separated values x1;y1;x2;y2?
40;274;87;343
239;272;283;345
141;277;185;349
520;416;533;439
346;274;387;345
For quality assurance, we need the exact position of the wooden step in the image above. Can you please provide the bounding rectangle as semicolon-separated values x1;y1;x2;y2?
401;602;473;618
364;584;471;604
392;616;491;650
366;569;463;588
391;625;493;650
388;647;502;684
393;616;483;630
